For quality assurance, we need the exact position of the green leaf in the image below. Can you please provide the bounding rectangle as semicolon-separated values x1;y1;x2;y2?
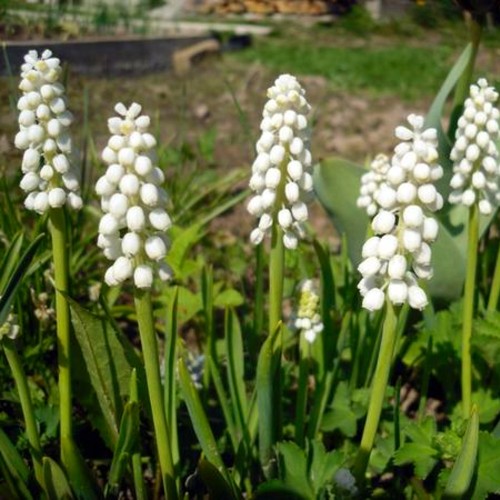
61;438;101;500
0;232;23;292
42;456;74;500
472;312;500;368
167;223;204;279
394;443;438;479
424;43;473;195
470;432;500;500
162;285;202;326
471;389;500;425
0;426;33;500
313;159;366;268
321;382;366;437
225;308;248;445
313;158;489;300
0;233;45;326
444;405;479;499
214;289;244;308
308;441;343;494
275;442;314;499
257;323;282;478
164;287;179;469
107;371;140;491
178;356;239;498
394;418;439;479
69;299;133;446
198;458;241;500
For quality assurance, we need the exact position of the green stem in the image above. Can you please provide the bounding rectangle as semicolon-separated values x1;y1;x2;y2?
487;239;500;312
295;337;310;447
354;301;399;483
132;453;147;500
251;244;265;361
134;290;177;500
269;224;284;342
461;204;479;418
3;339;43;484
48;207;72;461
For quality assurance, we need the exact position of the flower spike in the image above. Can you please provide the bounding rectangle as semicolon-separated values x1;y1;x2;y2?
247;74;313;250
15;49;82;213
357;114;443;311
96;102;173;288
449;78;500;214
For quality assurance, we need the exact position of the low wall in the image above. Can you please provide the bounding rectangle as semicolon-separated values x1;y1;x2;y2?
2;35;215;77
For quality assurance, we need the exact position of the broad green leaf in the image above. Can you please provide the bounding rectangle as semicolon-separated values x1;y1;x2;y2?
313;159;366;269
472;312;500;368
313;158;471;300
470;432;500;500
444;406;479;498
308;441;343;494
42;456;74;500
471;389;500;425
321;382;366;437
275;442;314;499
167;223;204;278
162;285;202;326
0;233;45;326
70;299;133;446
393;443;439;479
394;417;439;478
214;289;244;308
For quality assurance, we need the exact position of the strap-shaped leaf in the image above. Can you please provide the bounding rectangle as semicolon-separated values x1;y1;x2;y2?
0;233;45;326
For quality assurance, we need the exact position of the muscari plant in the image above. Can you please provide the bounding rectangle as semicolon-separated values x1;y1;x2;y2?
2;10;500;500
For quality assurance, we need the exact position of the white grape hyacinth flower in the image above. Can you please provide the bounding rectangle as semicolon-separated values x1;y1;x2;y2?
294;279;323;343
357;114;443;311
247;74;313;250
448;78;500;215
357;154;391;216
96;102;173;289
15;49;82;213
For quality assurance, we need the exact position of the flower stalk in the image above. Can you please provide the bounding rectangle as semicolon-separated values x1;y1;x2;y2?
134;290;177;500
461;203;479;416
354;301;399;482
49;207;73;460
487;242;500;312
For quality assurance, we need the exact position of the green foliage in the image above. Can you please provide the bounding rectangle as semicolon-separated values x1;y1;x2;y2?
69;299;137;447
321;382;368;437
394;417;439;479
257;441;342;499
470;432;500;500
